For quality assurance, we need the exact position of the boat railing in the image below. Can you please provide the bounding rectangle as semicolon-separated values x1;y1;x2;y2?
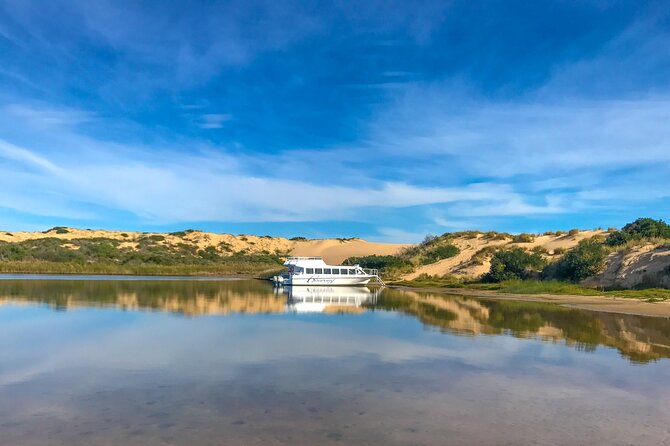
285;256;323;261
363;268;385;286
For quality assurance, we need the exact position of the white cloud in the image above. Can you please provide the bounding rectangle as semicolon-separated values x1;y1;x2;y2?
4;103;95;128
198;113;233;129
0;139;523;223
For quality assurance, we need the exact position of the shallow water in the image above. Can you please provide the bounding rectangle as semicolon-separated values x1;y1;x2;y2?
1;279;669;445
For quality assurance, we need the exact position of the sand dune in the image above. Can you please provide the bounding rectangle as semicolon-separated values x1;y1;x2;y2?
291;239;410;264
0;227;407;265
1;227;667;289
404;230;606;280
583;244;670;289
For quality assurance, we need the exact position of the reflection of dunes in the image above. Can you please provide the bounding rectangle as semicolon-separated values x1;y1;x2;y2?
377;289;670;363
113;292;286;315
395;290;492;335
0;280;285;316
2;279;669;362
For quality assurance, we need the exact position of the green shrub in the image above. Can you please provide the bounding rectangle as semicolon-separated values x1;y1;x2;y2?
552;238;607;282
568;228;580;236
605;231;630;246
531;246;548;255
421;244;460;264
290;236;307;241
512;233;534;243
219;241;233;252
44;226;70;234
605;218;670;246
484;248;546;282
453;231;481;239
470;246;500;265
344;255;410;270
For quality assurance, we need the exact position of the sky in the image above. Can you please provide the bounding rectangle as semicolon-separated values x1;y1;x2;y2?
0;0;669;242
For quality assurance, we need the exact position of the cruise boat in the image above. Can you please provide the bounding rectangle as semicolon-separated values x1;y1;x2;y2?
272;257;384;286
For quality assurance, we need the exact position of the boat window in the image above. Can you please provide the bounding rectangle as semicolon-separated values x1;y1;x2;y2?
324;268;331;274
306;268;314;274
315;268;323;274
332;269;340;274
349;269;357;275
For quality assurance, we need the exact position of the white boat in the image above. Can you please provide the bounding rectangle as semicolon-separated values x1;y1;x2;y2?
272;257;384;286
284;286;379;313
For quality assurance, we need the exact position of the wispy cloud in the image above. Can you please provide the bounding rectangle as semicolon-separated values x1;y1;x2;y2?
198;113;233;129
0;134;525;224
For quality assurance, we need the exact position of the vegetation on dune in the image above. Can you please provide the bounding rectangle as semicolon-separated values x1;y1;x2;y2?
398;234;460;266
483;248;546;282
511;233;534;243
397;217;670;294
343;255;413;277
0;237;282;276
605;218;670;246
550;237;607;282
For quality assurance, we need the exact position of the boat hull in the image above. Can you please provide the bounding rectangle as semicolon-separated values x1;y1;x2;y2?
286;275;372;286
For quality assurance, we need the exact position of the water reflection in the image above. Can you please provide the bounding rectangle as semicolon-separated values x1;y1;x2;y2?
1;279;670;445
371;288;670;364
284;286;379;313
0;279;669;363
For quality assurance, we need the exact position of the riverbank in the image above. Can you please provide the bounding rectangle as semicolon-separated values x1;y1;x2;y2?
0;260;283;277
391;285;670;318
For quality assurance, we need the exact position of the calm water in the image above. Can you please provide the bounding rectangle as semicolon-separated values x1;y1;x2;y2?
1;278;669;445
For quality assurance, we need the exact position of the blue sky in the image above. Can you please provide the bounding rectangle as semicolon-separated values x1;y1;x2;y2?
1;1;669;242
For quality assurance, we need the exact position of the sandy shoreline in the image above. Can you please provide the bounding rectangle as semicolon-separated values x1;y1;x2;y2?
392;286;670;318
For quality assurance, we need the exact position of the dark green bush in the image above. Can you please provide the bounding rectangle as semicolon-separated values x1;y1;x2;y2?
552;238;606;282
421;244;460;264
605;231;631;246
44;226;70;234
344;255;411;271
484;248;546;282
605;218;670;246
568;228;580;236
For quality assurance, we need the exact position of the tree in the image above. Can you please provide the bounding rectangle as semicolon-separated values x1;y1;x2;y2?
484;248;546;282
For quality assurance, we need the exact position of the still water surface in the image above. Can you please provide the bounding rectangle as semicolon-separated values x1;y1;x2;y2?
1;278;669;445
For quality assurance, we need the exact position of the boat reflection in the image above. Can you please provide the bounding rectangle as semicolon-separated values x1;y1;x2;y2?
283;286;379;313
